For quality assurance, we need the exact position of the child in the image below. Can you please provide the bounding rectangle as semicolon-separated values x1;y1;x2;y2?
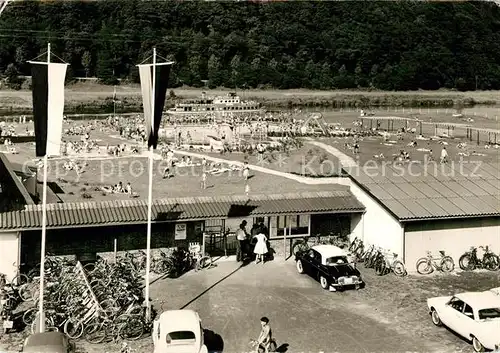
201;171;207;189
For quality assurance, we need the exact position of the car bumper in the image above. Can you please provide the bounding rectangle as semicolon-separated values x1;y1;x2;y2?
329;280;364;291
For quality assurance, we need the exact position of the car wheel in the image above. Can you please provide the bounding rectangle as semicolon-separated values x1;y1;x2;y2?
319;276;329;289
472;336;485;352
431;309;442;326
296;260;304;274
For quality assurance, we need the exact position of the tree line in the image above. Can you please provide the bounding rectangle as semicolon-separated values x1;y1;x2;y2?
1;0;499;91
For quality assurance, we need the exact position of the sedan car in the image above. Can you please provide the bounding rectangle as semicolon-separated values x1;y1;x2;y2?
23;332;74;352
153;309;208;353
427;291;500;352
295;244;363;291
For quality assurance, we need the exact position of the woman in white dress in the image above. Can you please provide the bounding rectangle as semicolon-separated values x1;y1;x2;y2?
253;232;268;264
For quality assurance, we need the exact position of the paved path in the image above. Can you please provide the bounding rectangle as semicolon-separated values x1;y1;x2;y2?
304;139;358;168
173;149;350;186
147;261;461;353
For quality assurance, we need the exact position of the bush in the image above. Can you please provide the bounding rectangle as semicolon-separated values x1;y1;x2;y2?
81;192;92;199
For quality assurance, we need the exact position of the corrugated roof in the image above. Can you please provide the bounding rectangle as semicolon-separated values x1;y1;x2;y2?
0;191;365;231
345;162;500;221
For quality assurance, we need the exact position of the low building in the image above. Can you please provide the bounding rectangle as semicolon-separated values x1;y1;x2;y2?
0;152;365;280
346;161;500;271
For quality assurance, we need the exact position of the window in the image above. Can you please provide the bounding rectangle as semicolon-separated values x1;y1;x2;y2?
308;250;320;262
478;307;500;320
166;331;196;344
448;297;465;312
463;304;474;319
326;256;348;266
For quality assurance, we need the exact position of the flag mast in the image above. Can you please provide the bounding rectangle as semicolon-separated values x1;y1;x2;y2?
37;42;50;333
145;47;156;321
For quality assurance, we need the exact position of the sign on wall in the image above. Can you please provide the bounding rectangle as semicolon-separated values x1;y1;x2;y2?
175;223;187;240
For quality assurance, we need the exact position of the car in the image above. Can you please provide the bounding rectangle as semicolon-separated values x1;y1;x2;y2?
427;291;500;352
152;309;209;353
22;331;74;352
295;244;363;291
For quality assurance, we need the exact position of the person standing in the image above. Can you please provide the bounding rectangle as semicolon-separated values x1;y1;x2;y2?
440;146;449;164
243;161;249;180
201;171;207;189
253;231;268;264
236;220;248;262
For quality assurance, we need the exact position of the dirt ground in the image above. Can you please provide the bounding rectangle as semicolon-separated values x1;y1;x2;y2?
2;260;498;353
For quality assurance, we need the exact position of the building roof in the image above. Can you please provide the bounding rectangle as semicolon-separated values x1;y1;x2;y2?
0;153;34;208
345;162;500;221
0;191;365;231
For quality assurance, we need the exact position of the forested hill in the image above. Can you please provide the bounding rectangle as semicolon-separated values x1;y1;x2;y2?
1;1;500;91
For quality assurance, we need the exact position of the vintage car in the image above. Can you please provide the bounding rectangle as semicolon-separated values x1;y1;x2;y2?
295;244;363;291
22;332;74;353
153;309;209;353
427;291;500;352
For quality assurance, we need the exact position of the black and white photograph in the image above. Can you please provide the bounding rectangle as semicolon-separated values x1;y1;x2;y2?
0;0;499;352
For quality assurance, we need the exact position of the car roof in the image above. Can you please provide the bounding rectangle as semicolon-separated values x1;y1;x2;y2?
158;310;201;333
455;291;500;310
24;332;66;352
311;244;347;258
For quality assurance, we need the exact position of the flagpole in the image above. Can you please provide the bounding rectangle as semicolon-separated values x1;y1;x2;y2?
38;42;50;333
145;47;156;321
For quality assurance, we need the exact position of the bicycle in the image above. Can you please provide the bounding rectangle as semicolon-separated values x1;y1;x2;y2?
349;237;365;260
416;251;455;274
374;251;407;277
291;234;325;256
190;246;217;271
459;246;500;271
29;307;85;339
249;338;278;353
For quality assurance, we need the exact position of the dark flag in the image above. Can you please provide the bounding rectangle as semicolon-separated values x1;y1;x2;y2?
29;62;68;157
138;63;172;149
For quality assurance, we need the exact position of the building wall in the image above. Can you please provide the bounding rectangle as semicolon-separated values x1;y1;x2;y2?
21;221;204;265
349;181;404;258
404;217;500;272
0;231;20;281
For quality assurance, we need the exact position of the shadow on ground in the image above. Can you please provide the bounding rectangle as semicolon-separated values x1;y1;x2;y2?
276;343;289;352
180;261;250;309
204;329;224;353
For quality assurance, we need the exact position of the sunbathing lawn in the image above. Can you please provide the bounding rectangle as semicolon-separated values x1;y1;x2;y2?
200;145;343;176
40;157;341;202
319;133;500;165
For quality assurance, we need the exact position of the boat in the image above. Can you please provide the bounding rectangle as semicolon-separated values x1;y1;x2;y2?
167;92;264;115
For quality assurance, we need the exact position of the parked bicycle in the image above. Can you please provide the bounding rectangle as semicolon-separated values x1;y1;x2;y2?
349;237;365;261
374;251;407;277
189;245;216;271
292;233;348;256
459;246;500;271
416;251;455;274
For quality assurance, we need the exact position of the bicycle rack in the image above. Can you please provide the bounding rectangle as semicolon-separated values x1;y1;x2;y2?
74;262;106;320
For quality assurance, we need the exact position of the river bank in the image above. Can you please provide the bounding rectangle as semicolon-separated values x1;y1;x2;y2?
0;82;499;115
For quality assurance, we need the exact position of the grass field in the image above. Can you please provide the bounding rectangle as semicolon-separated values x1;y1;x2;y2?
1;82;500;114
42;157;338;202
202;146;342;177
